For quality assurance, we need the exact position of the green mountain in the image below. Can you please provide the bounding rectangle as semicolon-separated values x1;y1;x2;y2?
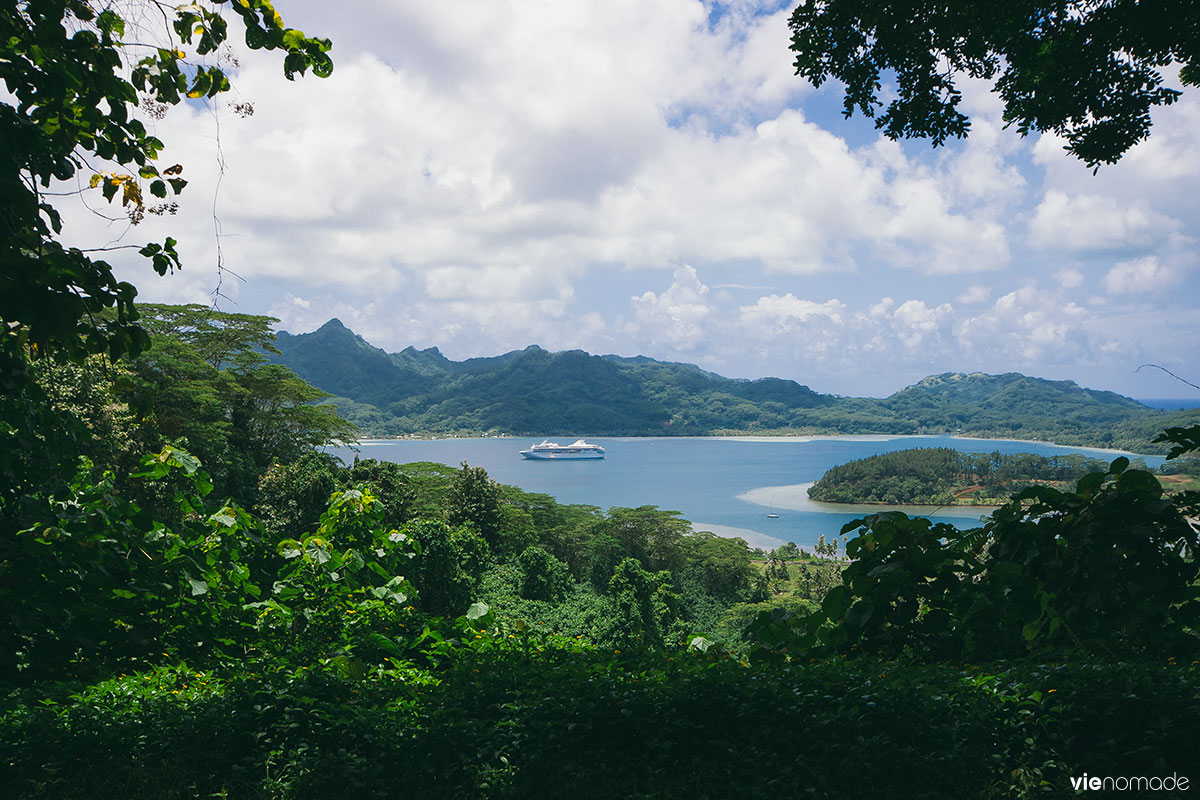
272;320;1194;451
875;371;1156;445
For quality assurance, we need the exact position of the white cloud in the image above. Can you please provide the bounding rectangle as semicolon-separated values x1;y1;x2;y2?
739;294;845;326
1055;269;1085;289
877;174;1010;274
953;286;1116;366
957;285;991;304
34;0;1199;398
1030;191;1177;252
889;299;953;348
1101;256;1176;295
629;265;715;351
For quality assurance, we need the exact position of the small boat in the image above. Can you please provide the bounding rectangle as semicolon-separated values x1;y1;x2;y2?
520;439;606;460
766;513;780;518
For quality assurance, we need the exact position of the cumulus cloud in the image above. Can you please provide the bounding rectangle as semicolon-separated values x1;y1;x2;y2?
739;294;846;329
953;286;1113;366
720;282;1140;393
1029;191;1177;252
876;173;1011;274
75;0;1031;293
37;0;1198;397
629;265;714;351
889;299;953;348
1101;256;1177;295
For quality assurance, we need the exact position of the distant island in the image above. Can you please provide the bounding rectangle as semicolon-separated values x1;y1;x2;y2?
806;448;1123;506
271;319;1199;454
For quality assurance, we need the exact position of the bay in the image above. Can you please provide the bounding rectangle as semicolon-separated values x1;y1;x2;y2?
332;435;1164;552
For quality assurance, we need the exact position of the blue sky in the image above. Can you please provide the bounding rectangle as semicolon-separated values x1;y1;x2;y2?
57;0;1200;398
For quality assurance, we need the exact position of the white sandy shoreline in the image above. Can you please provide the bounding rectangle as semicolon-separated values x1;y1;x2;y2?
690;522;786;551
739;482;1001;520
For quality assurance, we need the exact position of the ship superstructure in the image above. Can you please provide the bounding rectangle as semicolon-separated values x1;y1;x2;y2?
519;439;606;460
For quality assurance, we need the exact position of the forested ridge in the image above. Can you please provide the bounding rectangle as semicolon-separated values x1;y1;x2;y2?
271;319;1197;453
808;448;1126;505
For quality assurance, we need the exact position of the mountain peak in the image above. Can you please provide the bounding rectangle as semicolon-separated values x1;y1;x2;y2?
269;319;1170;446
317;318;350;333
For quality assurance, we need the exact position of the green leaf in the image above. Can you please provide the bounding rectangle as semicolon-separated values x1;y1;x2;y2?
164;446;202;474
188;577;209;596
245;24;267;49
464;601;495;629
329;655;368;680
187;70;213;99
97;9;125;36
312;54;334;79
277;539;302;559
378;575;409;604
304;537;331;564
341;549;365;574
845;599;874;630
281;29;307;49
368;632;404;659
1076;471;1106;495
821;584;850;619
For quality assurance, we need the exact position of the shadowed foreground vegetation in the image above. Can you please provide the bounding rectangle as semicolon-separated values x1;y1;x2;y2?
6;656;1198;798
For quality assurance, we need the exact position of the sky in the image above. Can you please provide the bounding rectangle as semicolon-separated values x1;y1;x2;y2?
55;0;1200;398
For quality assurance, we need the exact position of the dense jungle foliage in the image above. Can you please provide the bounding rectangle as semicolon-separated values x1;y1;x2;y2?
271;319;1198;453
807;447;1129;505
2;306;806;680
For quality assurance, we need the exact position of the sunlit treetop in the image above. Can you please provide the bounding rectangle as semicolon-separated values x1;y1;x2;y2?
0;0;332;382
788;0;1199;168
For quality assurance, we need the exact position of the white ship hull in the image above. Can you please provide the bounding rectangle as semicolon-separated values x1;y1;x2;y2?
519;439;605;460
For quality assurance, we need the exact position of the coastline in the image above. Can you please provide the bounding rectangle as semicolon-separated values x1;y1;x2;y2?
713;433;936;444
350;432;1165;458
690;521;786;551
739;482;1002;521
946;433;1155;459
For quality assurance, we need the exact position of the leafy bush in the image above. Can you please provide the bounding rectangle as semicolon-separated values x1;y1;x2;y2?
517;546;572;602
752;453;1200;663
6;656;1197;799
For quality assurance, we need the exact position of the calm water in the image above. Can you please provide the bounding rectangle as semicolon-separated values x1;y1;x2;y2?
1135;398;1200;411
332;435;1165;551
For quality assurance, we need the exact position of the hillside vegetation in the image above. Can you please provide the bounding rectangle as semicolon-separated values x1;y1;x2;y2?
272;319;1196;452
807;447;1124;505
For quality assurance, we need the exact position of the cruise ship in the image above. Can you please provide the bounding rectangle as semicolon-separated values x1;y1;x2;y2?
519;439;606;460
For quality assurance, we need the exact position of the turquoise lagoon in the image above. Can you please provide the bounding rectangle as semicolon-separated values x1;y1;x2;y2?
332;435;1164;551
